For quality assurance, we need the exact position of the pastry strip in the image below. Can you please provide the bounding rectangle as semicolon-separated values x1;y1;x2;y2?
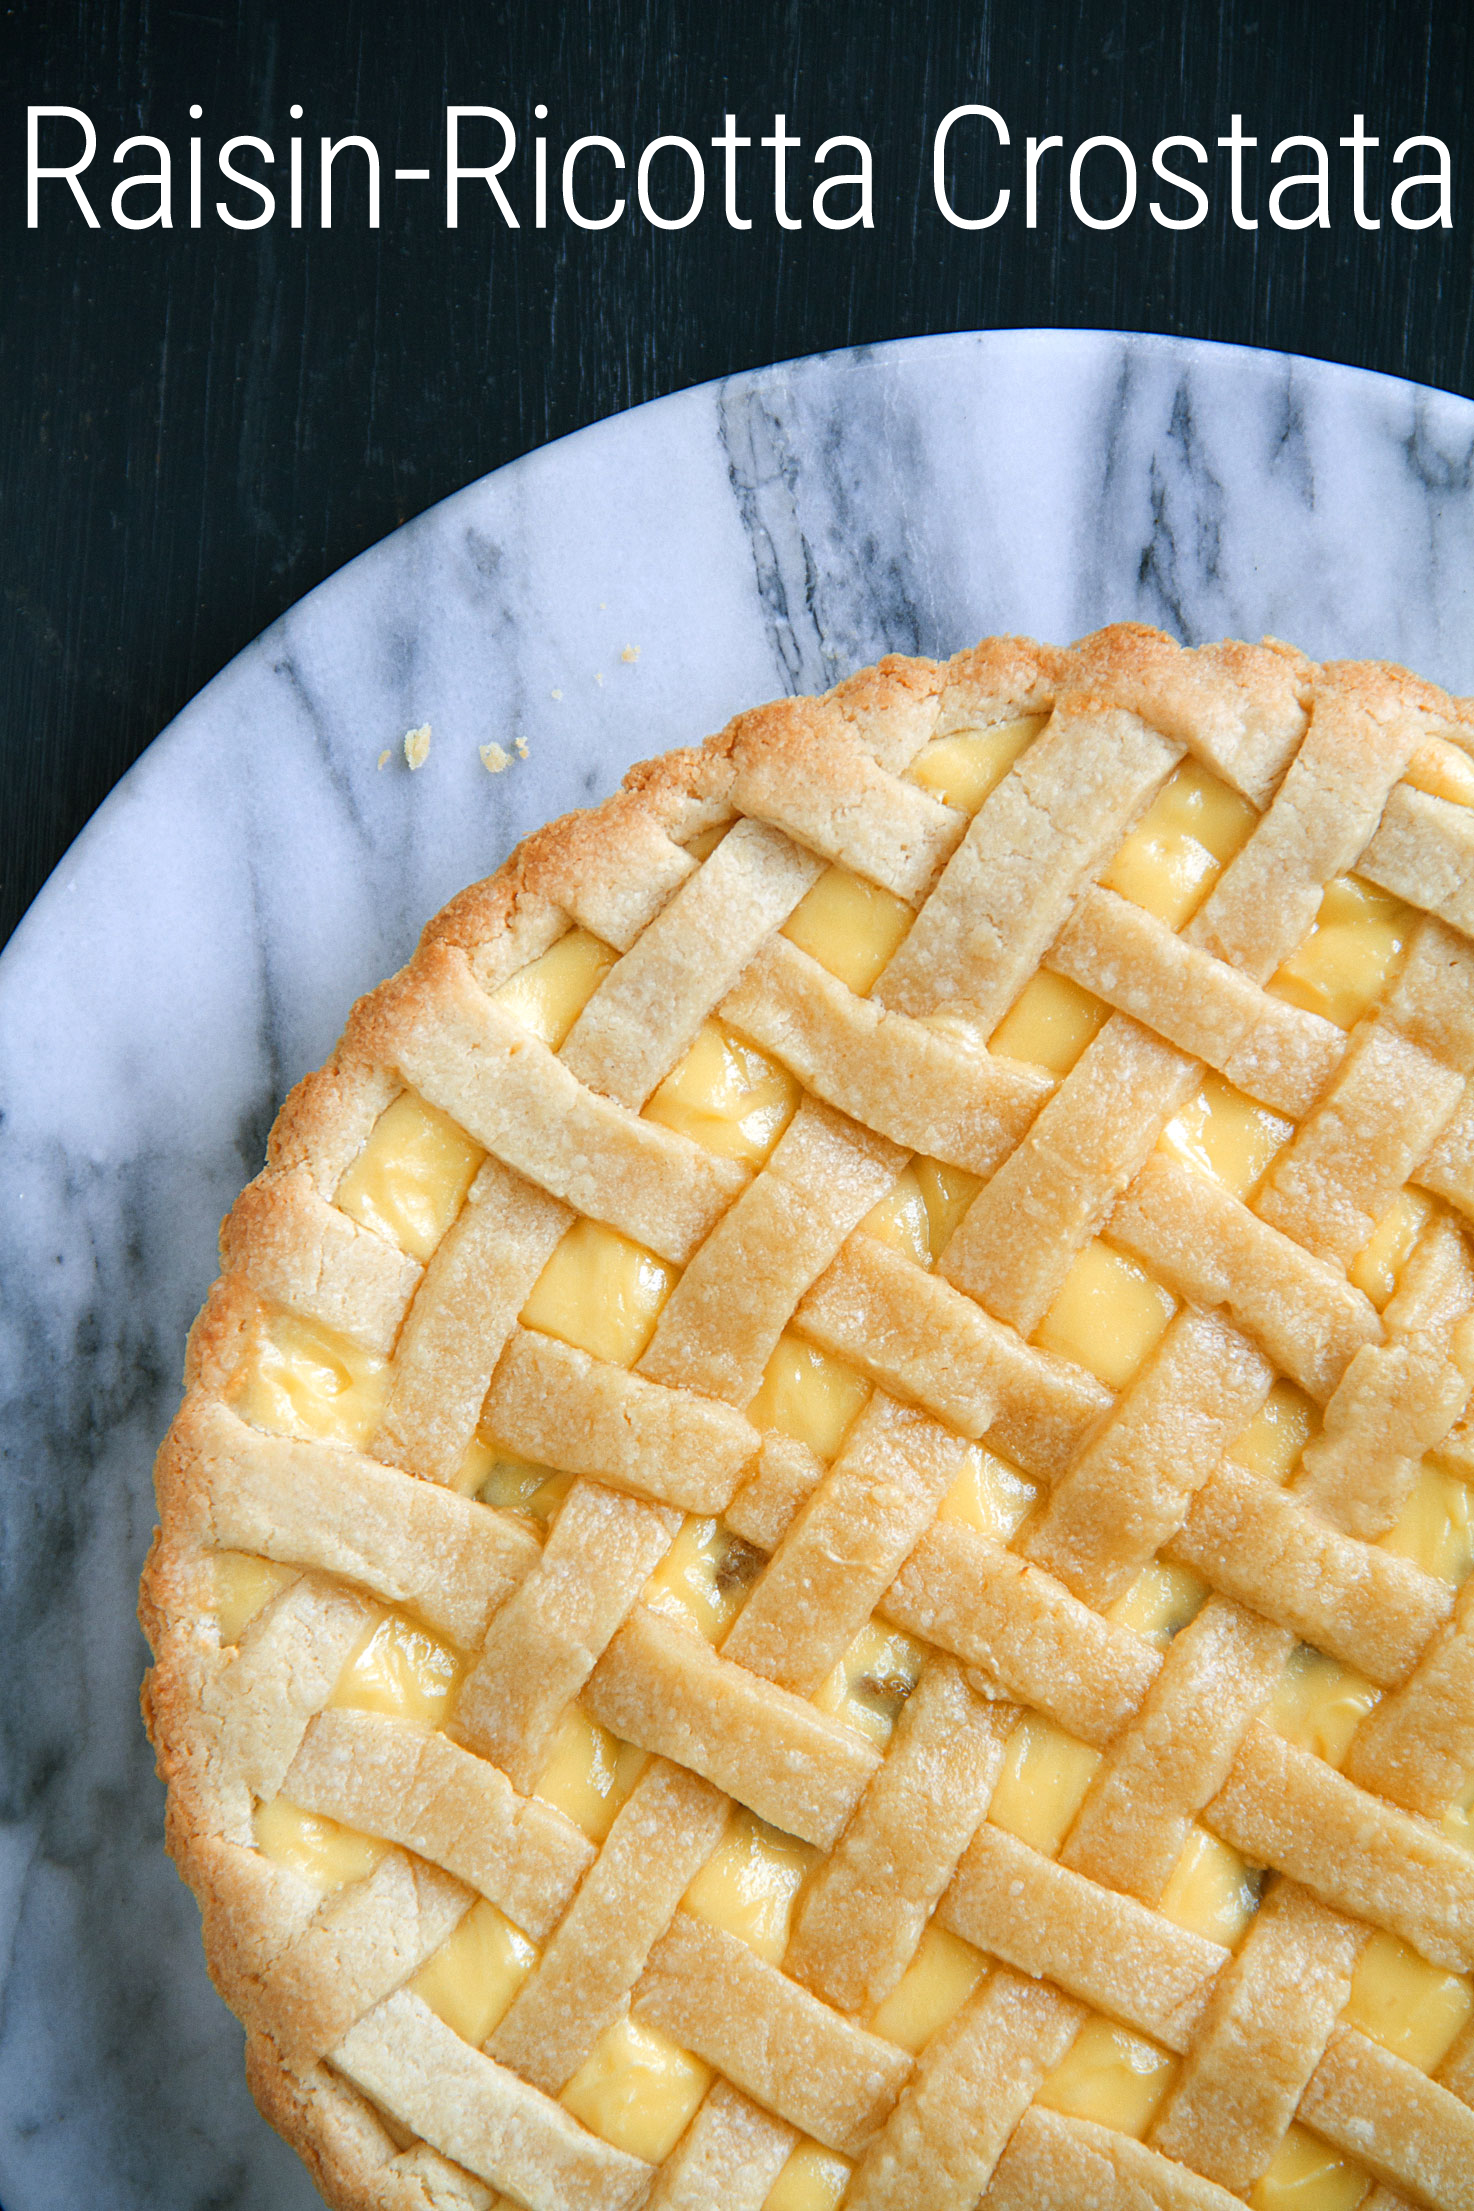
642;2081;798;2211
796;1232;1111;1476
373;1159;570;1484
559;818;823;1106
366;941;747;1263
264;1849;471;2070
285;1708;593;1939
638;1098;904;1407
186;1399;538;1645
874;706;1183;1023
722;1394;974;1693
881;1519;1159;1747
634;1913;913;2157
938;1015;1200;1334
784;1658;1010;2014
1149;1881;1364;2193
843;1970;1083;2211
1170;1458;1452;1686
1024;1309;1274;1606
453;1481;681;1789
1187;672;1425;981
1109;1152;1381;1401
1208;1723;1474;1971
224;1167;422;1355
729;706;964;902
585;1603;879;1848
939;1822;1226;2051
332;1988;653;2211
1300;2024;1474;2211
1047;886;1343;1117
1361;781;1474;937
485;1328;760;1513
982;2109;1244;2211
721;934;1050;1177
490;1761;728;2091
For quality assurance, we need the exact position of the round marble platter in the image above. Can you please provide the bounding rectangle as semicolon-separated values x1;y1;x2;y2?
4;328;1474;2211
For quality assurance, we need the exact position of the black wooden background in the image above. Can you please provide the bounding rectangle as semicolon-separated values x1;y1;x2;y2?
1;0;1470;949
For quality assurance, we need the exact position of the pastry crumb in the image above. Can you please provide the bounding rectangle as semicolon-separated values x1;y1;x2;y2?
551;687;563;701
480;741;511;774
515;736;529;759
376;749;391;770
621;645;640;663
403;723;431;770
594;672;605;686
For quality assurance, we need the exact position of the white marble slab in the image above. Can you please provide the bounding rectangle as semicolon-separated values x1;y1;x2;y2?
2;329;1473;2210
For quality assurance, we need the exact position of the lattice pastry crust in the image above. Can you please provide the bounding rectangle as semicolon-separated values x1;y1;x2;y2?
142;624;1474;2211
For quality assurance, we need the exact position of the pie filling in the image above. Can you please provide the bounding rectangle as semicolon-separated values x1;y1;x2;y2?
186;664;1474;2211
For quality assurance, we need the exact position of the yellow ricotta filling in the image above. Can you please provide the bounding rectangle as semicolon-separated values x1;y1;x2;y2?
532;1706;646;1842
252;1798;387;1891
1157;1827;1263;1947
748;1333;871;1459
989;969;1110;1073
227;1306;390;1446
211;1550;295;1642
1345;1930;1473;2072
936;1441;1037;1542
1251;2125;1370;2210
560;2015;711;2163
1034;1239;1176;1389
906;714;1047;814
1268;875;1413;1030
1102;759;1258;930
1380;1458;1474;1586
763;2140;854;2210
782;866;913;993
335;1089;485;1260
811;1620;927;1746
410;1896;537;2046
520;1219;677;1367
1406;737;1474;806
489;926;618;1046
683;1810;817;1962
1350;1189;1434;1307
328;1609;464;1728
868;1924;987;2052
1228;1380;1319;1485
1037;2016;1178;2138
645;1517;762;1643
469;1444;571;1520
1443;1772;1474;1853
987;1716;1101;1858
643;1019;799;1162
1159;1073;1293;1200
1106;1561;1207;1650
1267;1646;1381;1769
860;1157;982;1268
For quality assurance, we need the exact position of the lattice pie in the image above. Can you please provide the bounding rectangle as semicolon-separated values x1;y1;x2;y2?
142;625;1474;2211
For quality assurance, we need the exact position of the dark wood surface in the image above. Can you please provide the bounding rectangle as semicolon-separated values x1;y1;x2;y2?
2;0;1470;948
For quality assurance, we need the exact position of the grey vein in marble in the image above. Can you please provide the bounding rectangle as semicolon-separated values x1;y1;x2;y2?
2;330;1474;2211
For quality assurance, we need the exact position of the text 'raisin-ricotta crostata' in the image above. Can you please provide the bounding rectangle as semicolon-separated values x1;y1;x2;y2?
142;624;1474;2211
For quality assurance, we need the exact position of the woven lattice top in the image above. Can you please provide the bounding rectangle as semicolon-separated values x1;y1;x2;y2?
143;625;1474;2211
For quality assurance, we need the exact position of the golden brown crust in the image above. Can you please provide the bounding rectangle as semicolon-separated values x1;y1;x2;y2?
141;623;1474;2211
